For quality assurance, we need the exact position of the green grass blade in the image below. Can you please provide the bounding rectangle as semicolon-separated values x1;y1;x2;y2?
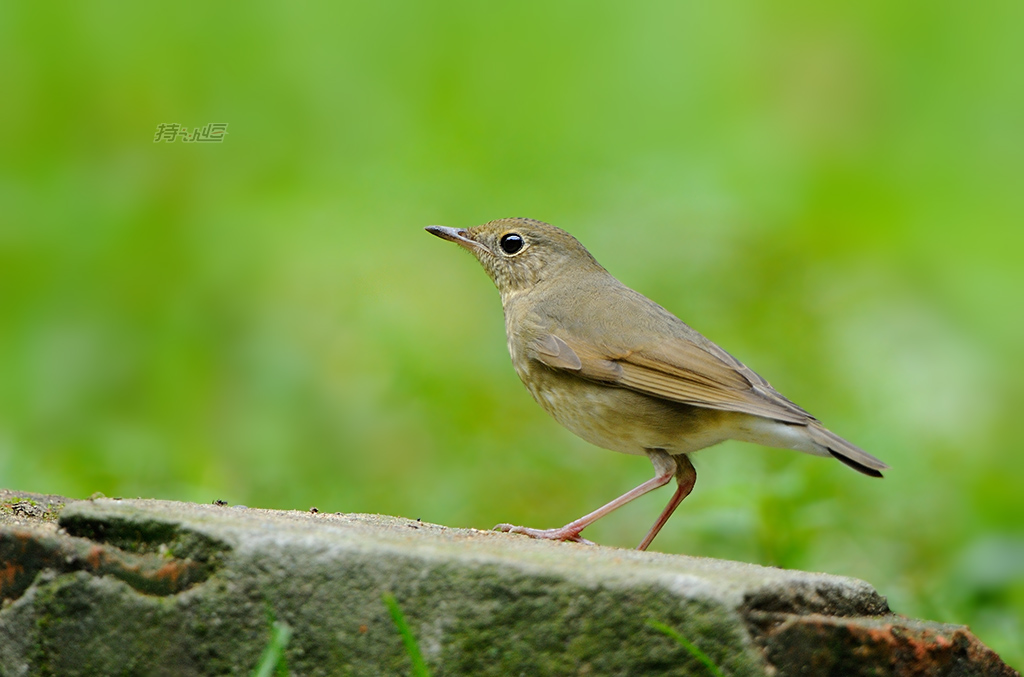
252;620;293;677
647;619;724;677
382;593;431;677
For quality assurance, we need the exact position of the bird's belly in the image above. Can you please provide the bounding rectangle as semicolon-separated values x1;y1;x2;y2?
520;365;734;456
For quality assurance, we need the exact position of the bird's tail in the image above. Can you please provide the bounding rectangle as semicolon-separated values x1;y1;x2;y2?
808;423;888;478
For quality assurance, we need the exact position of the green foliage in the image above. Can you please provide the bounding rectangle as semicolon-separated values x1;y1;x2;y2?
383;594;431;677
253;613;291;677
1;2;1021;669
647;620;724;677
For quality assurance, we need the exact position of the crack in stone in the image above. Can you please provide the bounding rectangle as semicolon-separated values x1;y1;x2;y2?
0;516;230;601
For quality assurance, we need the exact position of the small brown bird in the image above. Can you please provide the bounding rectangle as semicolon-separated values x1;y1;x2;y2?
426;218;887;550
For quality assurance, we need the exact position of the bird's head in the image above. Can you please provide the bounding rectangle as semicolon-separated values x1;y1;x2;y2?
425;218;605;299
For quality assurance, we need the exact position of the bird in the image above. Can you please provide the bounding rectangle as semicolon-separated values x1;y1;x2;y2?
425;218;887;550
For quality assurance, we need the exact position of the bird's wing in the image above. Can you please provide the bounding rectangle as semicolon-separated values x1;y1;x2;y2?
527;331;812;424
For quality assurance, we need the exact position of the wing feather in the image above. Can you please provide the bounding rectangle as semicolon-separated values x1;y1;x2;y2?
530;331;811;425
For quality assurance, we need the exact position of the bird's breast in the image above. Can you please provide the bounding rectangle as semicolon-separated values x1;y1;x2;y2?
509;348;735;456
502;294;737;455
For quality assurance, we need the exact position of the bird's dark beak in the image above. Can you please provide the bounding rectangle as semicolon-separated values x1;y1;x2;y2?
425;226;488;254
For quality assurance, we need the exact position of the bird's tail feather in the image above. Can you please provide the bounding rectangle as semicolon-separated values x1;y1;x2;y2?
808;423;888;478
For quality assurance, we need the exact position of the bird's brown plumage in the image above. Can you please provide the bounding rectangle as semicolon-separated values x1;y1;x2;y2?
426;217;887;549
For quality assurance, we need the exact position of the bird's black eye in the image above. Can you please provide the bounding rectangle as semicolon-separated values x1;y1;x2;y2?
499;233;524;255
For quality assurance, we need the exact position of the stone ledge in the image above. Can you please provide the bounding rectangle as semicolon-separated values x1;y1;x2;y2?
0;489;1017;676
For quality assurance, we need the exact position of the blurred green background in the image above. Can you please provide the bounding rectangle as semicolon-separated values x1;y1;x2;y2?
2;1;1022;666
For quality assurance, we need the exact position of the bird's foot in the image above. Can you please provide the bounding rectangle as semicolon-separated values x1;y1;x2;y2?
493;523;595;545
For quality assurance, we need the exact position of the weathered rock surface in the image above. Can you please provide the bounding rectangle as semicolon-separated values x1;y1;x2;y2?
0;489;1017;676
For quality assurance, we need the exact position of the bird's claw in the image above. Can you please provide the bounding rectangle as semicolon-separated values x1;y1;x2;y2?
493;523;595;545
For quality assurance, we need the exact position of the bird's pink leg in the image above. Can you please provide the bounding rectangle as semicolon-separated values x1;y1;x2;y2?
495;450;678;544
637;453;696;551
